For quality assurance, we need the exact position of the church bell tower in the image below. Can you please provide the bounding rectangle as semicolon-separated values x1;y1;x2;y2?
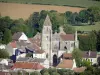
41;15;52;66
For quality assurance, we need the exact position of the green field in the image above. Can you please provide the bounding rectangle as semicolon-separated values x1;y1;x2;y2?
73;22;100;31
0;0;100;7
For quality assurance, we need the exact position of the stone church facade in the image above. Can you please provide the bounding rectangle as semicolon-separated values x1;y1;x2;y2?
41;15;79;66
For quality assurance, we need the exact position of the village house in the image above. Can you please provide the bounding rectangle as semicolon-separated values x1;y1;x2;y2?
82;51;97;65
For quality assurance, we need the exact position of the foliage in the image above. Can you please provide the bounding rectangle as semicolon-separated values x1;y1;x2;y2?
43;72;50;75
78;31;97;51
65;6;100;25
40;68;48;75
0;16;29;44
26;52;33;57
81;59;91;67
31;71;41;75
96;30;100;51
79;10;88;23
63;24;75;34
79;66;100;75
87;6;100;24
2;29;12;44
0;49;9;58
72;48;82;67
57;69;74;75
52;72;60;75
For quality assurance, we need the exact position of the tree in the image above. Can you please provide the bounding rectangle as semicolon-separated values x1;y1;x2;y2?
40;68;48;75
63;24;75;34
81;59;91;67
65;11;72;18
57;69;74;75
31;71;41;75
43;72;50;75
79;10;88;23
2;29;12;44
52;72;60;75
26;53;33;57
87;6;100;25
72;48;82;67
88;31;97;50
96;30;100;51
0;49;9;58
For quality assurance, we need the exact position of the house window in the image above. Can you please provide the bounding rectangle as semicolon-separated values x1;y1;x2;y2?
91;59;92;62
71;43;74;47
64;46;67;50
86;58;87;61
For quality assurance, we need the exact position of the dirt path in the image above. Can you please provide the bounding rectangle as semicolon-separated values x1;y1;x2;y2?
0;2;84;20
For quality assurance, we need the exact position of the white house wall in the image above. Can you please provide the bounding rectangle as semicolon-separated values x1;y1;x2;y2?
83;58;97;65
0;44;6;49
19;32;28;41
33;53;46;59
16;53;26;59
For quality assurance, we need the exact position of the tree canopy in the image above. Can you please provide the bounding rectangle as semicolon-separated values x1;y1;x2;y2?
0;49;9;58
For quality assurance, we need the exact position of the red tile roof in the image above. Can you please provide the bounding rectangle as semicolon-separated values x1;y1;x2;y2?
63;53;72;58
11;62;44;70
73;67;86;73
60;34;75;41
57;59;73;69
10;41;16;48
28;38;44;54
0;71;10;75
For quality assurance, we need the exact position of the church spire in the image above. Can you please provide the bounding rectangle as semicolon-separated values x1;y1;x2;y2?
43;14;52;26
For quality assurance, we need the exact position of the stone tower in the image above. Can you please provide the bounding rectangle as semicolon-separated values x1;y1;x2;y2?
41;15;52;66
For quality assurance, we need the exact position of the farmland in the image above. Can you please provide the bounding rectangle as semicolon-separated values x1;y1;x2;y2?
0;2;84;20
0;0;100;7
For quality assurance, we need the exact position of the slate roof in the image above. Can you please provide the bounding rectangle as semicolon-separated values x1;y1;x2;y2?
60;33;75;41
57;59;73;69
32;58;46;63
16;57;34;62
11;62;44;70
82;51;97;58
12;32;22;41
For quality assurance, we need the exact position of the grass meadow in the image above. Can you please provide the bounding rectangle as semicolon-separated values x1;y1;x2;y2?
73;22;100;31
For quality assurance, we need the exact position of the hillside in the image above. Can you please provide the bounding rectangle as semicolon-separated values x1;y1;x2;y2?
0;2;84;20
0;0;100;7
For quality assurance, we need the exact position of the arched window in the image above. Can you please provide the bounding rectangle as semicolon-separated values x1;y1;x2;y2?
53;54;58;66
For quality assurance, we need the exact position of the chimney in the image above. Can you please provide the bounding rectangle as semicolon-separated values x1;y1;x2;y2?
75;30;77;41
88;50;91;56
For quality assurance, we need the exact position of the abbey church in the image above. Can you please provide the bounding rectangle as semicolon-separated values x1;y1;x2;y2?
41;15;79;66
7;15;79;69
